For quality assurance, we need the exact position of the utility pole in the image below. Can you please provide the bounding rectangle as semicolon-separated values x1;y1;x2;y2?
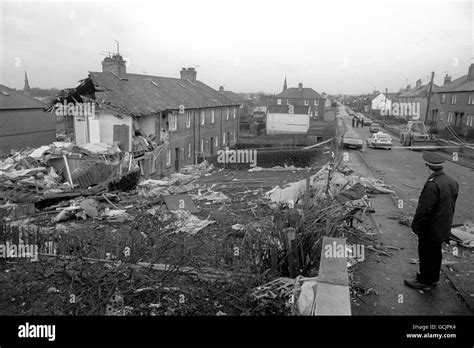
383;88;388;126
424;71;435;124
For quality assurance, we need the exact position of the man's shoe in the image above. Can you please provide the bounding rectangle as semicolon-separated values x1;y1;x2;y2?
404;279;431;291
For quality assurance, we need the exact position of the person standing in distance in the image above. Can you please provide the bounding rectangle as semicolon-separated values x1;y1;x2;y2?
404;153;459;291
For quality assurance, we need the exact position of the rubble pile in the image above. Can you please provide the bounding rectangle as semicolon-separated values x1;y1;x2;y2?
0;142;140;206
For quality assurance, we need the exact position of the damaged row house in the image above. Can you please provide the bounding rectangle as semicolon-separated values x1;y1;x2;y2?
51;53;240;177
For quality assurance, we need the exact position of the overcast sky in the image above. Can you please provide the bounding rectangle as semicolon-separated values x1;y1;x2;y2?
0;0;472;94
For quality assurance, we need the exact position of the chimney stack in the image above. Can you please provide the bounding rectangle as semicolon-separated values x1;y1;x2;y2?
180;67;197;82
219;86;224;92
468;63;474;81
415;79;422;88
406;84;411;91
444;74;452;85
298;82;303;89
102;54;127;78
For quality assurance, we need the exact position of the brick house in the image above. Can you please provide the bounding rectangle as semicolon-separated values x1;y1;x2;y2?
427;64;474;134
396;79;438;121
0;84;55;154
52;54;240;176
272;82;326;119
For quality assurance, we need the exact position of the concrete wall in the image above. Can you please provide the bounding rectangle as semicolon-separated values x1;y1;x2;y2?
98;113;133;150
266;113;310;135
138;115;157;137
0;108;56;154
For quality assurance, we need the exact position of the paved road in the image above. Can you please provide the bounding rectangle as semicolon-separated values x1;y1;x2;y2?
338;106;473;315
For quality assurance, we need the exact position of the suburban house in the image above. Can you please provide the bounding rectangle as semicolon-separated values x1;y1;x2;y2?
51;53;240;177
266;81;326;135
396;79;438;121
0;84;55;154
371;93;391;111
427;64;474;133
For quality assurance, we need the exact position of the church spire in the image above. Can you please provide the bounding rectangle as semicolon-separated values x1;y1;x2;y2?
23;71;31;93
283;76;287;91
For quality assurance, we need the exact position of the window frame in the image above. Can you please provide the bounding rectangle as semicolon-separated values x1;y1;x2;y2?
211;109;215;123
200;110;205;125
277;99;282;105
186;112;191;128
226;108;230;120
441;94;446;104
451;94;457;104
169;114;178;131
166;149;171;165
468;94;474;105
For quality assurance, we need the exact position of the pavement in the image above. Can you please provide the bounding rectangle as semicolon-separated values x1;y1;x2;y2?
338;106;473;315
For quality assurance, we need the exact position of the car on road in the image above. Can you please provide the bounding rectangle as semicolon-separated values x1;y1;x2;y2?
342;131;363;149
369;122;381;133
362;117;372;126
366;132;393;149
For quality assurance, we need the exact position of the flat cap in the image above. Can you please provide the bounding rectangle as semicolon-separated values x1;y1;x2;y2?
423;153;445;167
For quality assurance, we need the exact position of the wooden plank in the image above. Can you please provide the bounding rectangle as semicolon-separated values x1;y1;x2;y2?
318;236;349;287
313;282;351;316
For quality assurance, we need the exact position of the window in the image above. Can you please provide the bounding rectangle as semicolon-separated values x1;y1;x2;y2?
233;129;236;141
200;139;204;153
188;142;192;157
211;110;215;123
215;136;219;147
451;95;457;104
287;99;291;105
304;100;309;106
447;112;454;123
200;110;205;125
441;94;446;104
223;132;226;144
233;107;236;119
166;149;171;165
169;114;177;131
226;108;230;120
468;94;474;105
314;100;319;106
277;99;282;105
467;115;474;127
186;112;191;128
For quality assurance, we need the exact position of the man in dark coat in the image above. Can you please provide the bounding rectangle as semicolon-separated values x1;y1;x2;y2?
404;153;459;291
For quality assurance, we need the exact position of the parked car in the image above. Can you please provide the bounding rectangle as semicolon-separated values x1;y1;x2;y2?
366;132;393;149
342;131;363;149
362;117;372;126
369;122;381;133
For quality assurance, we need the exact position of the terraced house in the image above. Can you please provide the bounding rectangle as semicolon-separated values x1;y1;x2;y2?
53;53;240;177
428;63;474;134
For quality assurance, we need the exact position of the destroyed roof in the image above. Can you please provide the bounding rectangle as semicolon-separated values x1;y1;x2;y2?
434;74;474;93
0;84;46;110
275;87;324;100
268;105;312;114
84;72;241;116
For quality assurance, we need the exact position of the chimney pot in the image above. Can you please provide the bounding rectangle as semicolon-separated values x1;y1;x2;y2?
298;82;303;89
180;67;197;82
102;54;127;78
444;74;452;85
416;79;422;88
468;64;474;81
219;86;224;92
